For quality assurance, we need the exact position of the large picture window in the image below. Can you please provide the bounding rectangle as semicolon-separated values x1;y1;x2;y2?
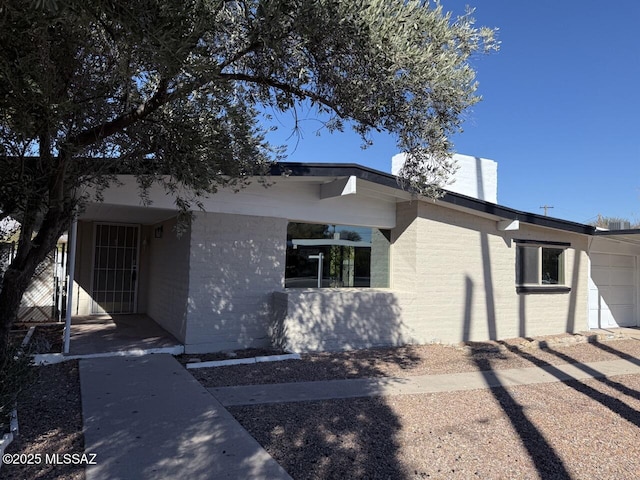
285;222;390;288
515;240;569;293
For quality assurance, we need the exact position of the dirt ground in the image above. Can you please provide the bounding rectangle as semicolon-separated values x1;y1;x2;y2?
2;334;640;479
230;373;640;479
2;361;85;480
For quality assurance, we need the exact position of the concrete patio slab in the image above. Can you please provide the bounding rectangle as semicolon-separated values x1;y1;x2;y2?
80;354;291;480
70;314;181;355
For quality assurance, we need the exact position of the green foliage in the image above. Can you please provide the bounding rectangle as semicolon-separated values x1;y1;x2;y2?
0;0;497;223
0;0;497;354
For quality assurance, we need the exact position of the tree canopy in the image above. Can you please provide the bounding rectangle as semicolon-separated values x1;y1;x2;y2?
0;0;497;356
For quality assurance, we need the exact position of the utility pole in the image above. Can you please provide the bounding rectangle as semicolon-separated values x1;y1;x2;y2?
540;205;554;216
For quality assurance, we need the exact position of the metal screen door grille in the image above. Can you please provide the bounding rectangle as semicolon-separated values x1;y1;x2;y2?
92;224;139;314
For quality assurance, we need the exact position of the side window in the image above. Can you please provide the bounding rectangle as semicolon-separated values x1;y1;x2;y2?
515;241;569;293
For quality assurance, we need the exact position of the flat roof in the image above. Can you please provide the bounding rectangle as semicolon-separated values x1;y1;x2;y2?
274;162;597;236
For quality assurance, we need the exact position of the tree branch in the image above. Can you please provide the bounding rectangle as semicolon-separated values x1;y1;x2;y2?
219;72;376;129
219;41;263;70
66;78;171;150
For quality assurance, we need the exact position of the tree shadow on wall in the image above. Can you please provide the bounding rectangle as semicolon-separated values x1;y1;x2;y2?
271;289;411;352
187;216;288;350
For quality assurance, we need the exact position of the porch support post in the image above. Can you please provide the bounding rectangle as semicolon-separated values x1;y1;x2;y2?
63;216;78;354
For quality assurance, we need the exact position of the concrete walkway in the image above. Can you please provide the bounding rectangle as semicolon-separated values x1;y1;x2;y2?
79;354;291;480
209;358;640;407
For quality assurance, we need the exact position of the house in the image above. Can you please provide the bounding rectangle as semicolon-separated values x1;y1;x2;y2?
67;154;640;353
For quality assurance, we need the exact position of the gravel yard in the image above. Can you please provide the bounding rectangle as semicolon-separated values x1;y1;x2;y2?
194;337;640;479
230;375;640;479
2;361;85;480
3;332;640;480
191;335;640;388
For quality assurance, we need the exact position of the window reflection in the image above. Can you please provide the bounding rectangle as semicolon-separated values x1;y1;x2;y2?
285;222;390;288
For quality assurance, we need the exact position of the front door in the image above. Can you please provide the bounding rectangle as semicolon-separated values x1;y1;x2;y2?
91;224;139;314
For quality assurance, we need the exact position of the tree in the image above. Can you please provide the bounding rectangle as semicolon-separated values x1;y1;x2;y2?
590;215;640;230
0;0;497;357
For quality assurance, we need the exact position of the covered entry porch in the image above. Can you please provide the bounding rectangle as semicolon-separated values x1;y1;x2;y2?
68;314;183;356
63;202;189;355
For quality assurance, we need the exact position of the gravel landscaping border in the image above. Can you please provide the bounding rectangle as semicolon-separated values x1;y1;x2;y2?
191;334;640;388
199;334;640;478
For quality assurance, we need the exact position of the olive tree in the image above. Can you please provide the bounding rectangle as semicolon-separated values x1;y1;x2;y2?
0;0;497;357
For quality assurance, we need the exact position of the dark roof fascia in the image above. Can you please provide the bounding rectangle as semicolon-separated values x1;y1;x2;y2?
271;162;400;189
274;162;597;236
439;191;595;235
593;229;640;237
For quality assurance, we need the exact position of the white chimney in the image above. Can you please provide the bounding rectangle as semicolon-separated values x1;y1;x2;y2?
392;153;498;204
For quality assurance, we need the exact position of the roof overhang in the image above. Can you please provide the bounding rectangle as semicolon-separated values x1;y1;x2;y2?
592;229;640;247
73;161;601;236
276;162;597;236
80;203;178;225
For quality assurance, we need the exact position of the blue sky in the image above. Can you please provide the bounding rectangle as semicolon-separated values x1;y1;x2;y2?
264;1;640;225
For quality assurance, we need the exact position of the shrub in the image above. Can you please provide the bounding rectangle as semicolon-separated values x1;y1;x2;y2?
0;337;35;434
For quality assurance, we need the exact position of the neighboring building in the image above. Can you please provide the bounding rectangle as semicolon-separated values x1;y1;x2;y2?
1;218;68;323
64;155;639;353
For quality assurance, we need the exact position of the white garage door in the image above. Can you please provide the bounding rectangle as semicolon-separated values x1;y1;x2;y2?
589;253;638;328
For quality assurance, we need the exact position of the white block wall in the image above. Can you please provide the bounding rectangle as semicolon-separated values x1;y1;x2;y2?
390;201;590;343
147;217;190;342
185;212;287;353
271;289;411;352
269;197;591;352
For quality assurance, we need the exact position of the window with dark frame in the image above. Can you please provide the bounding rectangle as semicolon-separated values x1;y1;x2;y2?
515;240;569;293
285;222;390;288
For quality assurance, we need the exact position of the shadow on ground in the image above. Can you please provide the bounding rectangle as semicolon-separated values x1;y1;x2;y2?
230;396;405;480
220;346;423;479
461;229;640;480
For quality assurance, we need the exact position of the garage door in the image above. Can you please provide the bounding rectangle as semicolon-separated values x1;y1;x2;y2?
589;253;638;328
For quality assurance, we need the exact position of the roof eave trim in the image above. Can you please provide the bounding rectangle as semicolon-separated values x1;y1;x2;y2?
273;162;596;236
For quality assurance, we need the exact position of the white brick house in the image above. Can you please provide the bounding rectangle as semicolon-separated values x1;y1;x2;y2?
69;156;640;353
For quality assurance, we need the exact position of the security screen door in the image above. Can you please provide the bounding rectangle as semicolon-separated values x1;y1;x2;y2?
92;224;139;314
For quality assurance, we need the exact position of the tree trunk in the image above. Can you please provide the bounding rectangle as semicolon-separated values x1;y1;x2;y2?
0;267;35;358
0;211;69;360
